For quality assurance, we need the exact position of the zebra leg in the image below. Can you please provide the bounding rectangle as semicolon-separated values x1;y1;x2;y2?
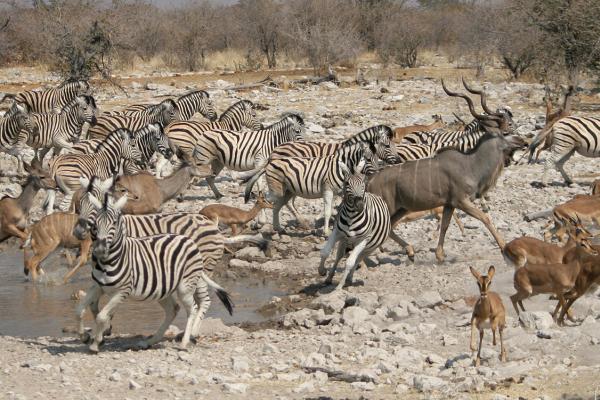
205;161;224;199
58;191;74;212
191;279;210;338
325;238;347;285
179;287;200;349
286;196;309;228
318;227;342;276
44;190;56;215
434;206;454;262
75;283;102;343
89;291;126;353
138;295;178;349
335;239;368;291
322;189;335;235
256;175;268;225
555;149;576;185
273;192;294;232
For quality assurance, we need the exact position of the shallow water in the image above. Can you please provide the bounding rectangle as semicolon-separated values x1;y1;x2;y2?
0;249;285;338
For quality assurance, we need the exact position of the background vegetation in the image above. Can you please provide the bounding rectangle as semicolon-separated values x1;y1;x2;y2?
1;0;599;87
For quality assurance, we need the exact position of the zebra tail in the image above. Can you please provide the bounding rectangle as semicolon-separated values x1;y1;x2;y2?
527;126;552;164
201;272;234;315
238;167;262;183
224;234;269;251
243;169;266;203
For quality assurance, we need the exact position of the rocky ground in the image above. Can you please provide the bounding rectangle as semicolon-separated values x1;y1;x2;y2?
2;64;600;399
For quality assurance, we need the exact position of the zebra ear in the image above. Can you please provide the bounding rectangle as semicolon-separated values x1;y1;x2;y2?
95;176;114;194
79;176;90;189
355;158;366;174
89;195;103;210
338;161;351;177
112;194;128;211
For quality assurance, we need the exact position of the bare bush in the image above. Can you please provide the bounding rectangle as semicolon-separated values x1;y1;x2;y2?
236;0;283;69
376;6;429;68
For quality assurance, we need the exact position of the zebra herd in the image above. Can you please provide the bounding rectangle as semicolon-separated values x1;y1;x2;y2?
2;76;600;352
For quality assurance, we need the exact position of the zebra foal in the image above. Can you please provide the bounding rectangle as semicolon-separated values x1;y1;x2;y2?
80;194;233;352
318;167;391;291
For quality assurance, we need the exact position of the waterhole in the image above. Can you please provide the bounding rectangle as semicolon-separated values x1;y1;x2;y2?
0;249;286;338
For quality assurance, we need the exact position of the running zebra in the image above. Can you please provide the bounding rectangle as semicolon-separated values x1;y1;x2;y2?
78;194;234;352
192;113;304;199
244;143;378;235
529;116;600;185
24;95;98;164
88;99;179;139
317;169;390;291
70;123;173;174
122;90;217;121
0;103;36;174
45;128;141;213
3;80;90;114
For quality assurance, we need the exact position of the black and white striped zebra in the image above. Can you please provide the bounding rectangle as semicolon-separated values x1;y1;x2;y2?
6;80;90;114
529;116;600;185
243;143;379;235
88;98;179;139
70;123;173;174
192;113;304;199
23;95;98;164
79;194;233;352
122;90;217;121
0;103;36;174
45;128;142;213
317;168;391;291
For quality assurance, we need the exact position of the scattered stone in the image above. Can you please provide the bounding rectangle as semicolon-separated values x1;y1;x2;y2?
311;292;347;314
442;334;458;346
342;306;370;327
109;372;122;382
128;379;141;390
519;311;554;330
413;375;448;392
350;381;375;391
415;291;443;308
292;381;315;393
231;357;250;374
222;383;248;394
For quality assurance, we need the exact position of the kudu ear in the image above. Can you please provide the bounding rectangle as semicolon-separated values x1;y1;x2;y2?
469;266;481;281
487;265;495;280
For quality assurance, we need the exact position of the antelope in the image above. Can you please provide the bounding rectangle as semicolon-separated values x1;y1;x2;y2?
503;236;576;269
510;218;597;322
199;191;273;235
392;115;444;143
0;162;53;244
111;163;213;214
470;266;507;367
23;212;92;283
543;194;600;243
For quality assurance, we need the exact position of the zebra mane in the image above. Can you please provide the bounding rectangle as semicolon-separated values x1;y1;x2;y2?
178;90;209;102
279;112;304;126
435;132;496;156
343;125;392;147
96;128;132;152
57;79;86;90
219;100;253;121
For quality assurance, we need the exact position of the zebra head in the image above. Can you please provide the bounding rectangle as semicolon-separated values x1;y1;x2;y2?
9;102;36;135
339;143;377;177
374;127;400;164
156;99;180;126
341;168;367;212
76;80;91;96
237;100;263;130
119;129;144;165
149;123;174;159
73;176;114;240
193;91;217;122
70;95;98;126
283;113;305;141
88;193;128;260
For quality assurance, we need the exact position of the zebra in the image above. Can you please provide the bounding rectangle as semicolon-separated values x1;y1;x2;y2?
192;113;304;199
72;177;265;343
163;100;262;168
23;95;98;164
243;143;379;235
45;128;142;213
317;168;391;291
70;123;173;174
87;98;180;140
3;80;90;114
529;116;600;186
122;90;217;121
0;103;36;174
79;193;234;352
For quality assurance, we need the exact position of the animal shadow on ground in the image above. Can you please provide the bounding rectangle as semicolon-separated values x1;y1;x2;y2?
43;334;179;355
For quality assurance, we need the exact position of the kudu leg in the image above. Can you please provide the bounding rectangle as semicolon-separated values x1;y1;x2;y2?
458;199;505;250
435;206;454;262
389;209;414;260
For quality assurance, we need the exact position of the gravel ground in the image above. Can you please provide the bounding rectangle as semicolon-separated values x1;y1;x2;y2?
1;66;600;399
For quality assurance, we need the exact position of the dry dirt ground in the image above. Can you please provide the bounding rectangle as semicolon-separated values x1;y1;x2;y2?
1;63;600;400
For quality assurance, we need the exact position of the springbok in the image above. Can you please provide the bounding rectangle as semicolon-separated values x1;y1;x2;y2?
392;115;445;143
200;192;273;235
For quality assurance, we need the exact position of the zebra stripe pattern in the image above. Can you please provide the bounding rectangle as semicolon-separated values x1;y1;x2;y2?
46;129;141;213
318;170;391;290
13;80;90;114
0;103;35;174
192;113;304;198
88;99;179;139
70;123;173;174
534;116;600;185
123;90;217;121
79;194;233;352
244;143;378;235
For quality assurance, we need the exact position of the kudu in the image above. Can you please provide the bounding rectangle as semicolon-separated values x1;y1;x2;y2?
111;163;212;214
367;79;521;262
23;212;92;283
200;191;273;235
470;266;507;366
0;162;53;244
392;115;445;143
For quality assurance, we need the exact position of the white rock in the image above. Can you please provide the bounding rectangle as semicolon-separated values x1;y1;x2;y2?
415;291;443;308
235;246;264;260
222;383;248;394
342;306;370;327
109;372;121;382
519;311;554;330
128;379;141;390
292;381;315;393
231;357;250;374
311;292;347;314
413;375;448;392
351;382;375;391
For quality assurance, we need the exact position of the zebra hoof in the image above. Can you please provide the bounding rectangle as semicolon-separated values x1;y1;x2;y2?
80;332;92;344
88;342;100;354
104;325;113;337
135;340;151;350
